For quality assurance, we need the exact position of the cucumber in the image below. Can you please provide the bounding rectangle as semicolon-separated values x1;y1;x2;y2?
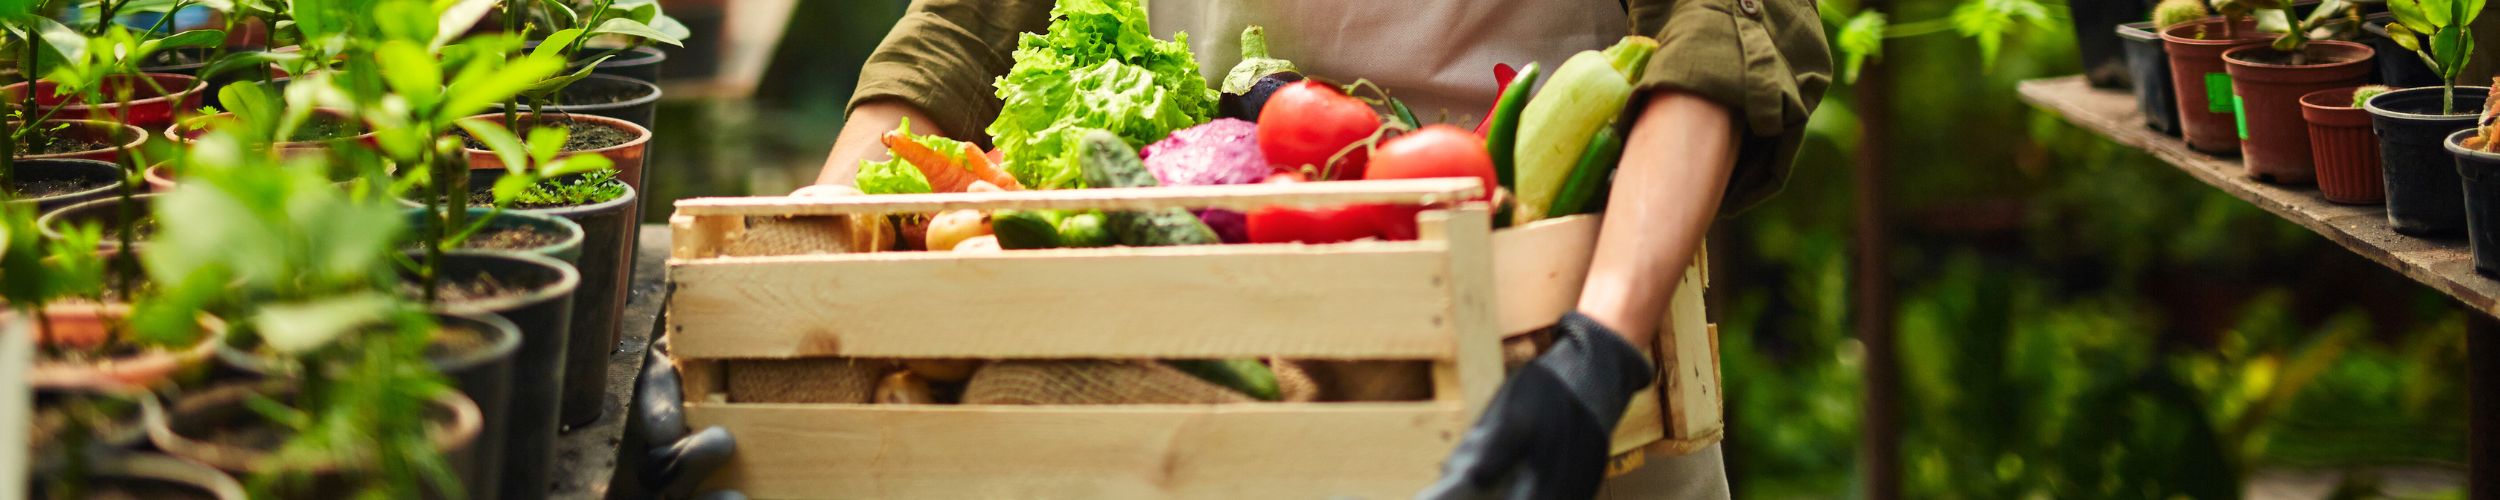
992;210;1063;249
1168;359;1280;401
1485;62;1541;192
1548;119;1623;217
1076;130;1223;246
1057;212;1115;247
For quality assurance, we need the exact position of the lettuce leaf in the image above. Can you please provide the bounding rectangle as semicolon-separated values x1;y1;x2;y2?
856;118;961;195
987;0;1216;190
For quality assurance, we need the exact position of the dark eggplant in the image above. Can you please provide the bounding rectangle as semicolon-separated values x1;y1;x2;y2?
1219;71;1306;122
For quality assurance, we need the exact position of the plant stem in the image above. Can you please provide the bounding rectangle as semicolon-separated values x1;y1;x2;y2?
2448;82;2459;116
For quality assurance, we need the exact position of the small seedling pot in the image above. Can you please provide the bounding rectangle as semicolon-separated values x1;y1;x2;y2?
490;73;663;133
2367;86;2488;236
469;170;637;427
400;250;577;500
2362;14;2439;88
2224;40;2375;183
162;108;378;156
148;382;483;498
462;112;652;191
14;119;151;164
2119;22;2179;135
3;302;224;391
2450;129;2500;276
0;73;207;130
5;158;124;212
2161;18;2271;154
2300;87;2385;204
29;452;246;499
38;193;164;251
403;207;588;264
2070;0;2152;89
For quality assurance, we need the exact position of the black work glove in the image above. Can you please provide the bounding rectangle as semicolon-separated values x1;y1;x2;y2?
1417;312;1655;500
625;333;742;499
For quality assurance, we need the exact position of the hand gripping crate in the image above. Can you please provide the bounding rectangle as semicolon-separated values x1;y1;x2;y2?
664;178;1719;498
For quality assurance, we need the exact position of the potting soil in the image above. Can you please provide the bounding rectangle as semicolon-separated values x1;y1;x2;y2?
7;177;109;198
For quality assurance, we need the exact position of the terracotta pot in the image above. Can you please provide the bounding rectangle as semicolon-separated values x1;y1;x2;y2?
2161;18;2270;154
142;163;175;192
2301;87;2385;204
2119;22;2179;135
13;119;150;164
0;73;207;130
162;108;378;156
148;382;483;497
2451;129;2500;276
3;302;223;391
2367;86;2486;236
2224;41;2375;183
5;158;124;212
460;113;651;188
38;193;162;251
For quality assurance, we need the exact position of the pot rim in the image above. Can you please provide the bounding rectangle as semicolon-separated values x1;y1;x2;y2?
2116;21;2161;42
2222;40;2376;70
2;73;208;112
12;119;152;160
491;73;664;113
142;163;175;192
456;112;653;158
37;192;165;249
2444;128;2500;161
411;249;583;313
67;452;248;500
2364;85;2491;120
7;301;229;391
164;107;378;147
553;43;667;68
405;206;590;256
395;176;638;217
2159;18;2270;46
213;305;524;376
6;158;126;206
147;382;484;474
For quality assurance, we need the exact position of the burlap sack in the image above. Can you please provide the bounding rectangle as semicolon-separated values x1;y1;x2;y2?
962;361;1255;405
721;215;890;257
726;358;884;403
1270;358;1319;403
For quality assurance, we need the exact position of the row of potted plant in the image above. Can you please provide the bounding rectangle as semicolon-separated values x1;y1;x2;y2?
1;0;684;497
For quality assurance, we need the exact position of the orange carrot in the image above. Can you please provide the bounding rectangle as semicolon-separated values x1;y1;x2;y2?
883;130;979;192
959;143;1025;190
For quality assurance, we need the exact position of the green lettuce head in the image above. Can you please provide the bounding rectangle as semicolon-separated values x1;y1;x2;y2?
987;0;1218;190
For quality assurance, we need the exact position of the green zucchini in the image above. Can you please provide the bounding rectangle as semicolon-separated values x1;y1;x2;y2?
1168;359;1281;401
1486;62;1541;192
1075;130;1222;246
1057;212;1115;248
1548;119;1623;217
992;210;1063;249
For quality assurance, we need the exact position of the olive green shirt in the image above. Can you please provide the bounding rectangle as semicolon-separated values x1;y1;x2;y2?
850;0;1831;212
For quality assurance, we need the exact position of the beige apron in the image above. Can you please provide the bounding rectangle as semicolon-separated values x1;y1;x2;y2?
1150;0;1630;124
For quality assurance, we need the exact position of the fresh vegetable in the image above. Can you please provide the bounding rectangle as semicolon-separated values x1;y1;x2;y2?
1548;119;1624;217
876;371;937;404
1221;25;1296;94
1512;36;1655;224
1168;359;1280;401
1142;118;1271;187
1076;130;1222;246
1056;212;1115;247
905;360;980;383
926;210;993;251
1246;172;1381;244
1482;62;1541;192
855;118;958;195
1474;63;1521;136
1258;80;1382;180
1220;72;1304;122
953;235;1003;253
894;215;932;250
987;0;1218;190
991;210;1065;249
1360;125;1500;240
882;127;981;193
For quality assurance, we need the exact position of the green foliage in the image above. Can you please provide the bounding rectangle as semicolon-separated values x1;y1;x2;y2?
1948;0;2054;71
1824;0;2055;83
2352;85;2394;107
2154;0;2213;28
2386;0;2483;111
503;168;623;207
985;0;1216;189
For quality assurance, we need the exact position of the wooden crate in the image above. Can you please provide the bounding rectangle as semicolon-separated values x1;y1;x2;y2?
665;178;1720;498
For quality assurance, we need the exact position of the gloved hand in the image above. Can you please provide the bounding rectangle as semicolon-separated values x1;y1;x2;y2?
628;333;743;499
1417;312;1655;500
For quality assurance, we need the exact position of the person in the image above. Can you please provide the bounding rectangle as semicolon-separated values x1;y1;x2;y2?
631;0;1828;498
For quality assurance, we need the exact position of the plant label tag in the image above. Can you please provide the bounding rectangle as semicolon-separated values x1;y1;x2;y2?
2204;72;2233;114
2233;93;2250;140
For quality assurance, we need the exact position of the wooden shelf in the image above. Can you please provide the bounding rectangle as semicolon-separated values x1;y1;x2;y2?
2018;75;2500;318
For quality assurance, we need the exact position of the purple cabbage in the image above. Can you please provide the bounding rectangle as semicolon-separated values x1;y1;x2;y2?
1142;118;1268;243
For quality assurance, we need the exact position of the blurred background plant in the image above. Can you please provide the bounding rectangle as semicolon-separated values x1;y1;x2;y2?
648;0;2472;497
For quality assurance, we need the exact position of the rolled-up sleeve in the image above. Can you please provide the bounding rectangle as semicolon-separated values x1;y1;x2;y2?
848;0;1054;145
1630;0;1832;213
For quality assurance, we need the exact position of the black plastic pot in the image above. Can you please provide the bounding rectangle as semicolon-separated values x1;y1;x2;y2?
2451;130;2500;277
406;250;578;500
527;41;668;84
492;73;661;132
6;158;124;212
406;207;588;264
2364;14;2440;88
37;193;161;250
2366;86;2488;236
30;452;246;499
2118;22;2179;135
2071;0;2152;88
476;171;638;428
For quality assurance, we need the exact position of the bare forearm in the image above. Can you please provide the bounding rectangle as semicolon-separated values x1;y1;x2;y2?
1575;90;1738;347
815;99;946;186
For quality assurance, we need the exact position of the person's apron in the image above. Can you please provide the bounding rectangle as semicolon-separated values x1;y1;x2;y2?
1151;0;1631;124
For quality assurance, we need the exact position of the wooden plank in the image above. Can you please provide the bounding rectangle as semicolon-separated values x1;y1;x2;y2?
2020;75;2500;316
668;243;1458;360
1665;256;1722;440
1490;215;1602;337
687;402;1468;499
1420;207;1506;418
671;178;1483;216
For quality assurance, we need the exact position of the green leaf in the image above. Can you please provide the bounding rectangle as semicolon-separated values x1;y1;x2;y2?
589;17;682;46
2424;0;2455;26
535;29;586;60
254;293;395;355
2434;18;2468;75
438;55;563;121
1837;10;1886;84
433;0;500;49
456;118;527;173
521;54;605;99
377;41;443;112
539;0;580;29
155;29;226;49
2389;0;2434;29
29;16;87;63
648;14;690;42
491;172;534;204
1949;0;2053;71
2388;22;2424;52
2462;0;2487;26
525;125;566;165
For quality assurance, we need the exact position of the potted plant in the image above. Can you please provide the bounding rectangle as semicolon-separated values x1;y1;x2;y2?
2161;2;2273;153
2367;0;2481;236
2222;0;2372;183
11;119;150;164
5;158;121;211
1;206;221;392
2123;0;2222;135
452;119;631;426
517;0;690;84
406;206;588;263
2359;11;2439;86
148;84;381;190
2074;0;2157;89
2446;88;2500;276
2302;85;2391;203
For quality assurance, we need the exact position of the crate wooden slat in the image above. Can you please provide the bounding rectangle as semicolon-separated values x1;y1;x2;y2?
671;178;1484;216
